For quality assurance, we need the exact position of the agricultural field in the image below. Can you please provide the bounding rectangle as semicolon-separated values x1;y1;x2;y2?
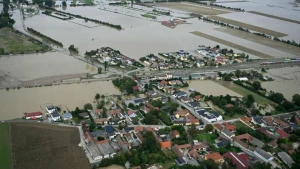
190;31;273;58
98;165;125;169
248;11;300;24
0;27;48;54
0;123;12;169
155;2;230;15
215;27;300;56
10;122;90;169
216;81;276;105
208;16;287;37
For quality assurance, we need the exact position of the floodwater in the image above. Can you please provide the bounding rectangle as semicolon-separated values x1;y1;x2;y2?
0;52;95;81
20;4;298;60
261;67;300;100
0;81;119;120
183;80;242;97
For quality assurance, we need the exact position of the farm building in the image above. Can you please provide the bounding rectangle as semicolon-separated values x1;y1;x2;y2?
24;112;43;119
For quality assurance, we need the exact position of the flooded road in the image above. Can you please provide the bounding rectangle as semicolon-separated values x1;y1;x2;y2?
0;81;119;120
183;80;242;97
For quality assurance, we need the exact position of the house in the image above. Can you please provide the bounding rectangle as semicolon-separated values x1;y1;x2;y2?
161;141;171;149
108;109;122;119
268;139;278;148
174;109;189;118
276;129;290;139
223;152;249;169
172;144;185;159
254;147;273;163
224;122;236;131
161;80;168;86
252;116;265;127
175;157;187;166
132;86;139;92
79;112;90;119
133;98;144;106
214;123;223;132
278;152;295;168
172;130;180;138
194;95;201;101
187;101;200;109
221;128;235;139
185;115;200;126
225;104;234;108
62;112;72;120
134;126;144;132
127;109;137;118
90;130;105;137
240;117;254;129
95;109;103;115
239;77;248;81
180;96;191;103
24;112;43;119
105;125;115;138
196;110;223;123
46;106;61;122
95;118;108;125
273;117;290;129
173;91;187;98
188;149;201;161
234;133;264;148
205;152;224;164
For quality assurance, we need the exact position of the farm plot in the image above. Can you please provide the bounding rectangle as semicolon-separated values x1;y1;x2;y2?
215;27;300;56
155;2;230;15
208;15;288;37
0;123;12;169
10;123;90;169
190;31;273;58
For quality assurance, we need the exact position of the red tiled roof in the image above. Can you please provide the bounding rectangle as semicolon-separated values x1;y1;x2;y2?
177;144;191;149
94;118;108;124
95;109;103;115
214;123;223;131
161;80;168;85
240;117;254;127
273;117;289;128
276;129;290;139
134;126;144;132
132;86;139;91
128;109;135;116
174;109;189;116
161;141;171;149
263;116;274;126
268;139;278;148
25;112;42;117
189;149;201;160
223;152;249;169
95;139;109;145
224;122;236;131
194;95;201;101
225;104;234;108
205;152;223;161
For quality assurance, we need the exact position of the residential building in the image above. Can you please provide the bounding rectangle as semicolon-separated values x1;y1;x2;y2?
196;110;223;123
223;152;249;169
224;122;236;131
24;112;43;119
62;112;72;120
221;128;235;139
278;152;295;168
205;152;224;164
254;147;273;163
173;91;188;98
276;129;290;139
240;117;254;129
95;118;108;125
172;130;180;138
79;112;90;119
214;123;223;132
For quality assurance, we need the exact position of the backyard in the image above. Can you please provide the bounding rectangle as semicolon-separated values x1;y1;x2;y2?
0;123;11;169
193;133;217;144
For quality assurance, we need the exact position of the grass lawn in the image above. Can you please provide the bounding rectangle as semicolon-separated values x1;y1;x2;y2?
193;133;217;144
223;113;244;120
141;14;157;19
216;81;276;105
0;27;48;54
159;160;175;169
163;149;177;160
234;121;250;130
136;111;143;118
0;123;12;169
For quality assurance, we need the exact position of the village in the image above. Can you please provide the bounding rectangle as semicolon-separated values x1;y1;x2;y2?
22;69;300;169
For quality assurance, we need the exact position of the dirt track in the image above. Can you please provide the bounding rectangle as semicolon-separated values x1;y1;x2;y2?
215;27;300;56
155;2;231;15
190;31;273;58
10;123;90;169
248;11;300;24
208;16;288;37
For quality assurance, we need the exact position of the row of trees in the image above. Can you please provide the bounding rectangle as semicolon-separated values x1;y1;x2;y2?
0;0;15;28
195;1;245;11
27;27;63;47
41;6;122;29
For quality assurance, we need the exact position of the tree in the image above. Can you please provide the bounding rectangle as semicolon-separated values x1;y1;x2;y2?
253;81;261;90
98;67;102;74
204;124;214;132
144;83;148;91
235;69;241;77
45;0;54;7
104;61;108;71
84;103;93;111
291;115;296;123
247;94;255;104
97;136;105;141
95;93;100;100
292;94;300;107
188;124;197;138
89;122;95;132
62;1;67;6
189;75;192;80
142;132;160;153
289;134;297;142
261;68;267;73
128;103;135;109
270;92;285;103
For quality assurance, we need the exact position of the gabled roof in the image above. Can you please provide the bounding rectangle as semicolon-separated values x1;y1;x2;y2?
214;123;223;131
172;144;184;158
25;112;42;117
128;109;135;116
161;141;171;149
95;109;103;115
194;95;201;101
276;129;290;139
174;109;189;116
273;117;290;128
278;152;295;168
177;144;191;149
205;152;223;161
224;122;236;131
223;152;249;169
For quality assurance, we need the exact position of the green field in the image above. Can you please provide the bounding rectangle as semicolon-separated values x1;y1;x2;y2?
0;27;48;54
0;123;11;169
85;0;94;5
141;14;157;19
217;81;275;105
193;133;217;143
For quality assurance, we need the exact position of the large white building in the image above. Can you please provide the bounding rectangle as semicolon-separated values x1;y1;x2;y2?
46;106;61;121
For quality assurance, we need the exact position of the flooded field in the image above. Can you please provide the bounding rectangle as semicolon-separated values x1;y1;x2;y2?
0;52;95;81
262;67;300;100
183;80;242;97
0;81;119;120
